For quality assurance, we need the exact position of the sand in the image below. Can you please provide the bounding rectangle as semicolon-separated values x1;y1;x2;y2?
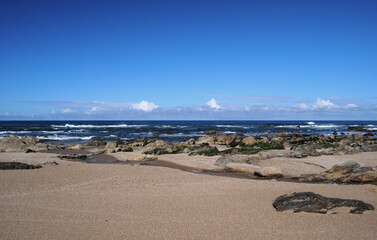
0;152;376;239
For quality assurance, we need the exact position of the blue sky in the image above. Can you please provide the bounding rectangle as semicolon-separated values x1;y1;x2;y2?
1;0;376;120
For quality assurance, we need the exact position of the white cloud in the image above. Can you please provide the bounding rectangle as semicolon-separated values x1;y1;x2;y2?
344;103;357;109
296;103;308;110
61;108;73;113
5;112;9;116
244;106;250;111
312;98;337;109
131;101;159;112
206;98;221;110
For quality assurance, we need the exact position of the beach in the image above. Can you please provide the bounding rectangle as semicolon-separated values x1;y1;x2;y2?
1;149;376;239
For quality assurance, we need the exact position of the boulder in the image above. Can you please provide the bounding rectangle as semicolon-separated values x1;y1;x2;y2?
105;141;118;149
242;136;257;145
273;192;375;214
21;136;40;146
215;155;252;166
197;135;215;145
215;135;236;145
0;136;27;152
85;139;106;146
28;143;49;152
324;160;360;174
70;144;84;150
254;166;282;178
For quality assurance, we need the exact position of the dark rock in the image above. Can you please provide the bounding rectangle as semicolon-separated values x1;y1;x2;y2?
204;130;224;135
57;154;87;159
347;126;365;132
273;192;375;214
0;162;42;170
85;139;106;146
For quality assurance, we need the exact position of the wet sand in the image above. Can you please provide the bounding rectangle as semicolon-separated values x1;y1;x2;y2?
0;152;376;239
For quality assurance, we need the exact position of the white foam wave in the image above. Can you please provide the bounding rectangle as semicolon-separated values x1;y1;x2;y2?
224;131;237;134
0;131;32;134
276;124;340;129
156;125;188;128
36;135;94;140
51;124;148;128
159;133;204;137
306;122;315;125
216;125;250;129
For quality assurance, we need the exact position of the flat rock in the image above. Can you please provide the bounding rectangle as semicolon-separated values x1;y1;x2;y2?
273;192;375;214
254;166;282;178
0;162;42;170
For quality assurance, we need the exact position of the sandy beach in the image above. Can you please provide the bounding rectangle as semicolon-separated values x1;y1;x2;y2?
1;151;376;239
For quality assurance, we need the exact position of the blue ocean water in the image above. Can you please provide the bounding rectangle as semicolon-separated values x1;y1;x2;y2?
0;121;376;145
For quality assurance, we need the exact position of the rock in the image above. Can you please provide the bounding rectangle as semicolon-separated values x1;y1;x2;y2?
215;155;252;166
127;154;146;161
361;144;377;152
242;136;257;145
257;136;269;144
324;160;360;174
21;136;40;146
254;166;282;178
187;138;195;145
70;144;84;150
40;160;59;165
105;141;118;149
0;136;27;152
0;162;42;170
216;135;237;145
127;154;157;161
57;154;87;159
197;135;215;145
85;139;106;146
273;192;375;214
204;130;224;134
347;126;365;132
127;139;150;147
29;143;49;152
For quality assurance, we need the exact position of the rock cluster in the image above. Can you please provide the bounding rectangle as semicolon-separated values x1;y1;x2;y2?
295;160;377;183
0;136;49;152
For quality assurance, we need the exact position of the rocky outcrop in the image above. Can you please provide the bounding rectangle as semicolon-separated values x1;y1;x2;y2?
0;162;42;170
254;166;282;178
273;192;375;214
295;160;377;184
0;136;48;152
85;139;106;146
242;136;257;145
197;135;239;146
215;155;252;166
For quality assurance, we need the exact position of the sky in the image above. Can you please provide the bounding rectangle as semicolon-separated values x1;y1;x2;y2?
0;0;376;120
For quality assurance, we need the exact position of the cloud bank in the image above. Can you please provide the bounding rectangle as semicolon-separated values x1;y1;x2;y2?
1;97;376;120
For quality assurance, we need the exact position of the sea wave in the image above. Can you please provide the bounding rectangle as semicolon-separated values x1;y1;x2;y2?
51;124;148;128
306;122;316;125
276;124;341;129
0;131;32;134
215;125;250;129
36;135;94;141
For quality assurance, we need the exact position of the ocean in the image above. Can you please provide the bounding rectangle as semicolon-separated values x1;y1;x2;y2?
0;120;376;145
